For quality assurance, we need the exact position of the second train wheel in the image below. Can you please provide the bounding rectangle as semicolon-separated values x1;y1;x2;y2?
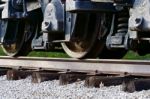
62;13;111;59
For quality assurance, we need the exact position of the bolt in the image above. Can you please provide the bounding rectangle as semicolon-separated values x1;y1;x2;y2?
134;17;143;28
135;18;142;24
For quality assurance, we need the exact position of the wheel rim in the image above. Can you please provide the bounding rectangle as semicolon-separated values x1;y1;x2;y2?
61;36;97;58
62;13;108;58
1;20;25;56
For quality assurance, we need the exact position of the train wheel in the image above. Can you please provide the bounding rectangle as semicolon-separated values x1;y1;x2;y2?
1;20;25;56
62;13;110;58
1;20;32;56
1;8;42;57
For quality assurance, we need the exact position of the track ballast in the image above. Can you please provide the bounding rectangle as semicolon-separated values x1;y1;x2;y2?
0;56;150;93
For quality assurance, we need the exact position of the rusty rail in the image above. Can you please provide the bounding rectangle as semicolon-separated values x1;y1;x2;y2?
0;56;150;76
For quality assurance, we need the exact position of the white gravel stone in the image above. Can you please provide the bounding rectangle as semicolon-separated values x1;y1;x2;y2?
0;75;149;99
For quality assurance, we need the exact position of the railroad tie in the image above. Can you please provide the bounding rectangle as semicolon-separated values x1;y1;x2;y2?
7;70;32;80
32;71;60;83
85;76;123;88
122;77;150;93
59;73;87;85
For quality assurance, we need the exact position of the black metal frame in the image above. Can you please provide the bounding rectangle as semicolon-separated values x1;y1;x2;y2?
66;0;116;12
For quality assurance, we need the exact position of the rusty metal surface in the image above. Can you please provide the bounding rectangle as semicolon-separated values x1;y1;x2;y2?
0;56;150;76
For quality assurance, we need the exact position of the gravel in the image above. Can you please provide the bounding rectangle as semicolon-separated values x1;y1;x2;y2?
0;75;149;99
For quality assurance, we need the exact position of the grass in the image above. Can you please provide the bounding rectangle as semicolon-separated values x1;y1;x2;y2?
0;48;69;58
123;51;150;60
28;51;69;58
0;48;6;56
0;48;150;59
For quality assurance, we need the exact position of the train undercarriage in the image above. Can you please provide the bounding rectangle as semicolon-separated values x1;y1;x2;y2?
0;0;150;59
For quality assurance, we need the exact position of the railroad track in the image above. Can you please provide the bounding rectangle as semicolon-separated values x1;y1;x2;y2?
0;56;150;93
0;56;150;75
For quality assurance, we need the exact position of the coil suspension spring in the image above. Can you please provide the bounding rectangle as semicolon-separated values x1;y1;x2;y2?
116;12;129;35
106;10;129;49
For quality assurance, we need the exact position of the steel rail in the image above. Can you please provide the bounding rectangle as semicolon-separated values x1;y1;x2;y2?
0;56;150;76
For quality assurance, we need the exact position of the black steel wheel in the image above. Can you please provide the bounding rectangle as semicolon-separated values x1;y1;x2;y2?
62;13;110;58
1;20;28;56
1;9;42;57
1;20;37;57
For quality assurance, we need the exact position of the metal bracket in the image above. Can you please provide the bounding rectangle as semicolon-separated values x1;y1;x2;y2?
2;0;28;19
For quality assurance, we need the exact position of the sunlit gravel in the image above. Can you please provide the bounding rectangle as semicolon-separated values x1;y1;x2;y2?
0;75;149;99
